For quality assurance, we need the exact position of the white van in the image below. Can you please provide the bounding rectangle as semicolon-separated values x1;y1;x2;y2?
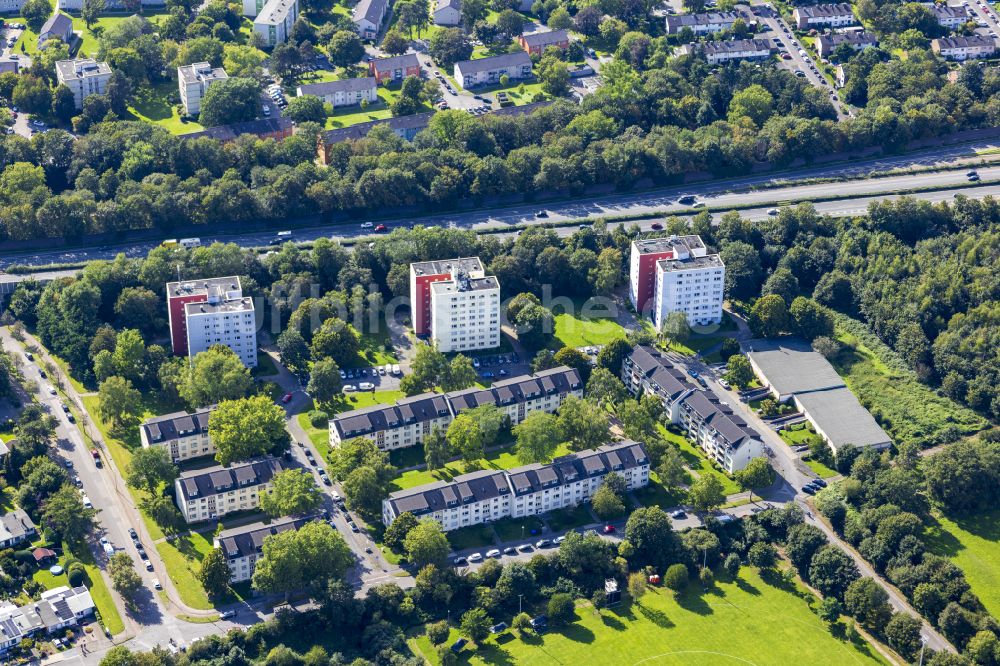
391;364;401;376
81;495;93;509
179;238;201;249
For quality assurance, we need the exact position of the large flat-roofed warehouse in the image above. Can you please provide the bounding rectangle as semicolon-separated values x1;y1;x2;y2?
746;338;891;452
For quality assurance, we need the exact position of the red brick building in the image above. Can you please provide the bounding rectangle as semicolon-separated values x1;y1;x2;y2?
518;29;570;56
369;53;422;83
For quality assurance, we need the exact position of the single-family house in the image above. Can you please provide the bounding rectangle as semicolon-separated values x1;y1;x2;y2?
929;3;967;29
37;12;74;49
353;0;388;39
0;510;36;549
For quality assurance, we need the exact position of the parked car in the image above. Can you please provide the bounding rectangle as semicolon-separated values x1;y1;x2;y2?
516;543;533;553
801;485;817;495
152;578;162;590
650;222;663;230
670;509;687;519
812;478;828;488
219;610;237;620
485;549;501;558
536;539;553;548
467;552;484;562
374;224;388;232
503;547;516;555
281;392;293;404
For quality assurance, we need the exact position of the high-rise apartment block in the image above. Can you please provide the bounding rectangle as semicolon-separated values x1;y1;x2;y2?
166;277;257;368
409;257;500;353
629;235;725;328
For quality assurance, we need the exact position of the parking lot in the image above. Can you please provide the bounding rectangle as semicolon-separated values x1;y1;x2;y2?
340;363;403;392
966;0;1000;37
472;351;529;380
750;2;849;120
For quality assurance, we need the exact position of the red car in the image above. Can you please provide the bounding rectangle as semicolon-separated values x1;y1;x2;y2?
374;224;388;233
281;393;293;404
603;524;616;534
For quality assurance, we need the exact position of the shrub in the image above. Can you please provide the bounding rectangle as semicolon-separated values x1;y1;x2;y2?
426;620;449;646
67;562;87;587
664;563;689;592
309;410;329;428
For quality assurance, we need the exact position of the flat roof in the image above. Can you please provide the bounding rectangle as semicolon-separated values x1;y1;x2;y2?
633;235;706;255
411;257;483;277
431;275;499;294
178;62;228;85
795;388;891;451
184;297;254;315
657;254;723;272
166;276;242;298
746;338;846;396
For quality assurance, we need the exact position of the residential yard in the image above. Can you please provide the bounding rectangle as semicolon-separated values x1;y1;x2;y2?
924;509;1000;620
128;82;204;135
154;531;218;611
660;425;742;496
31;543;125;635
389;442;572;491
549;298;627;349
633;472;687;510
779;423;822;447
409;568;886;666
447;524;495;551
324;88;432;129
545;504;594;532
492;515;545;542
296;390;406;462
71;12;170;58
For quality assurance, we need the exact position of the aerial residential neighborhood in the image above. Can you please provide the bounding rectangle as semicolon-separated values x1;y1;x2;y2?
0;0;998;662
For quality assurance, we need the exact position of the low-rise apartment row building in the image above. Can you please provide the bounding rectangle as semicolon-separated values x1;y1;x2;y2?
792;3;856;30
621;345;765;473
678;39;772;65
329;366;583;450
815;31;877;59
140;407;214;462
214;515;318;583
932;34;996;60
382;440;650;530
666;10;744;35
174;457;283;523
0;587;95;654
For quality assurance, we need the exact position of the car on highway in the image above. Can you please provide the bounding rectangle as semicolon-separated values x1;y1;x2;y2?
969;173;981;182
360;221;373;228
767;208;779;215
374;224;388;232
467;552;483;562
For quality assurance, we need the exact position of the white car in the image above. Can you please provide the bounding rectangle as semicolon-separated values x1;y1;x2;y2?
391;364;401;375
360;222;373;228
152;578;162;590
485;549;501;558
342;384;356;392
358;382;374;390
81;495;93;509
467;553;484;562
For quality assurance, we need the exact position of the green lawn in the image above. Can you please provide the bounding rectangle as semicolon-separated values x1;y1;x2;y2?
253;352;280;377
804;458;839;479
356;328;399;367
668;334;724;358
492;515;545;542
296;390;406;462
390;442;572;491
154;532;218;611
779;424;822;447
448;524;496;551
32;543;125;635
549;299;627;350
71;12;170;58
410;568;886;666
128;82;204;135
546;504;595;532
634;471;688;511
0;432;13;442
660;425;742;496
49;352;92;394
924;509;1000;620
323;87;432;129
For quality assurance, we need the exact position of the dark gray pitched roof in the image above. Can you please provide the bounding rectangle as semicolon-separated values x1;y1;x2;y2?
0;510;36;544
520;29;568;47
507;441;649;496
680;391;760;450
39;12;73;37
182;117;293;141
454;51;532;75
353;0;388;24
177;457;282;502
387;469;511;517
626;345;696;402
141;408;213;444
795;3;854;18
215;515;317;559
934;34;996;49
298;76;377;96
816;31;877;49
700;39;772;55
371;53;420;72
333;392;450;440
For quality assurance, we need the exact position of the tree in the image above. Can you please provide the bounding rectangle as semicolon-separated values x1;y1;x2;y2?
662;312;691;345
460;607;491;643
689;474;725;512
311;318;361;367
427;620;450;645
513;411;563;463
383;511;420;552
789;297;834;341
342;466;384;516
429;28;473;71
328;30;365;69
723;552;741;578
657;447;688;490
553;347;591;382
307;357;342;405
126;447;178;493
51;84;76;124
587;367;627;408
447;413;485;465
197;547;232;599
591;483;626;520
512;612;532;634
664;563;689;593
423;427;451;471
965;631;1000;666
285;95;327;123
277;328;310;373
180;346;253;407
808;545;859;600
252;522;354;594
628;570;648;601
727;84;774;127
748;295;789;338
547;6;571;29
724;355;754;389
720;242;763;300
210;395;289;465
404;519;450;567
261;469;323;517
496;8;524;36
844;577;891;632
142;495;185;536
108;552;143;602
512;302;554;349
747;542;777;570
98;376;142;430
20;0;50;32
719;338;741;362
734;457;774;501
556;396;608;451
817;596;842;625
785;523;827;577
42;484;96;544
460;0;486;28
198;77;261;126
624;507;683;571
547;592;575;625
596;338;631;375
537;54;569;97
382;30;409;55
442;355;476;392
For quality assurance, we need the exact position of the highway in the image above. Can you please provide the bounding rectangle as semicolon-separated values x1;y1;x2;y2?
1;140;999;271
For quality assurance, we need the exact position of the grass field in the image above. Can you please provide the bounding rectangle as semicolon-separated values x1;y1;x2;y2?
779;424;822;447
492;515;545;542
546;504;594;532
549;298;627;349
32;543;125;635
804;458;839;479
390;442;572;491
831;324;986;447
324;88;432;129
154;532;217;611
924;509;1000;619
448;524;496;551
410;568;886;666
128;82;204;135
634;471;688;510
14;11;168;57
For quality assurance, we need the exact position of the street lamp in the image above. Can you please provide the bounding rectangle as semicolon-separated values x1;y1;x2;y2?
918;635;928;666
518;594;523;614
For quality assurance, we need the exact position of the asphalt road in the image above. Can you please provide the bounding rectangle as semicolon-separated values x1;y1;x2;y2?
1;141;999;272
